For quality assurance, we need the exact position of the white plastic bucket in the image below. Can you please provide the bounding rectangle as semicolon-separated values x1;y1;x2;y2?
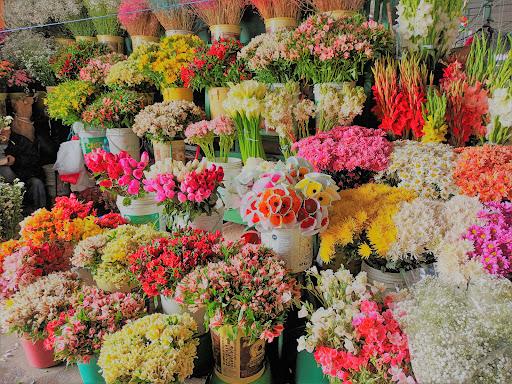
78;128;107;155
207;158;242;210
152;140;171;162
260;228;313;273
170;205;224;234
171;140;185;162
106;128;141;161
116;194;165;230
160;294;207;334
361;261;406;293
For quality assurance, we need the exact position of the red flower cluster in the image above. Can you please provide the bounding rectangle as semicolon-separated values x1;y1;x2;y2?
94;213;128;229
128;228;224;297
53;194;96;219
182;38;244;90
314;300;412;384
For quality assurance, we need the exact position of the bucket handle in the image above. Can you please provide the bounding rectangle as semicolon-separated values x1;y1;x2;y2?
107;133;144;152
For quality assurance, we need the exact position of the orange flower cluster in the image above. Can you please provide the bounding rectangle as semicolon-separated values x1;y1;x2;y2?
454;145;512;202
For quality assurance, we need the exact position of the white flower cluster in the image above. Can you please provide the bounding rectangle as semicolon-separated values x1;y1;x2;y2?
144;158;208;180
376;140;460;199
395;275;512;383
486;88;512;142
316;84;366;131
0;179;25;240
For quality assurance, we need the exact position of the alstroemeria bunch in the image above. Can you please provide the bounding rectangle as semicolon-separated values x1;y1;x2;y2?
174;242;301;343
44;285;146;364
129;228;224;297
143;158;224;225
291;13;393;84
105;59;155;93
315;84;367;132
85;149;151;201
82;90;145;129
293;126;392;190
223;80;267;162
182;38;244;90
298;267;415;384
133;100;205;142
0;271;82;341
239;156;340;236
453;145;512;202
376;140;460;199
79;53;127;86
72;224;165;288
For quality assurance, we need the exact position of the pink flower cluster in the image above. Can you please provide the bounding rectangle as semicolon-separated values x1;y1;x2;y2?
85;149;150;197
212;115;237;136
315;299;414;384
79;53;126;85
174;242;300;342
464;201;512;276
185;120;211;139
44;285;146;364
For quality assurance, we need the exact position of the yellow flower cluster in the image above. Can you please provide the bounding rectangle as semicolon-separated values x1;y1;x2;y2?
319;184;417;262
59;216;105;245
134;35;204;89
44;80;96;125
422;116;448;143
98;313;198;384
105;59;153;90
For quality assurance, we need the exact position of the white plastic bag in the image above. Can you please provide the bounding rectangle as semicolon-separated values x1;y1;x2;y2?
54;140;85;175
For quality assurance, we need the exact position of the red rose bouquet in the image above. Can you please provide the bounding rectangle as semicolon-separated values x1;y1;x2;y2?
129;228;224;297
174;242;301;342
44;285;146;364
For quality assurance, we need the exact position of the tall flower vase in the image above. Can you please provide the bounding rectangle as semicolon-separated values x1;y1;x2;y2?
171;139;186;162
106;128;141;161
116;194;166;230
295;350;329;384
210;24;241;41
260;228;314;273
264;17;298;33
152;140;171;162
361;261;407;293
21;336;60;368
78;356;106;384
131;35;159;50
207;158;242;210
96;35;124;53
165;30;195;37
210;326;266;383
208;87;229;120
169;205;225;234
162;87;193;102
160;295;207;334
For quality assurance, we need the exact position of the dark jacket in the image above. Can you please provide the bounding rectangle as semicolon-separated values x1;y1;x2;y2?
5;132;41;181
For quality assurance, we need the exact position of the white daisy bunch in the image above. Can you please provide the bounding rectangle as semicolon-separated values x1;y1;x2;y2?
395;274;512;383
376;140;460;199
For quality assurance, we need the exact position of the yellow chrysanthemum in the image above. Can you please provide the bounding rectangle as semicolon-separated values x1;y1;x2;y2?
358;243;372;258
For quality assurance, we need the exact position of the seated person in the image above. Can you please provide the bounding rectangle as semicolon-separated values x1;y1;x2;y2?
0;125;46;213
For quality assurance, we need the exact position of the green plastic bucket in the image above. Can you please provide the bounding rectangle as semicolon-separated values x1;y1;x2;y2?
295;350;328;384
77;356;105;384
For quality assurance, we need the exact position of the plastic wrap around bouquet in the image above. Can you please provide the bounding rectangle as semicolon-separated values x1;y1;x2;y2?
236;157;340;272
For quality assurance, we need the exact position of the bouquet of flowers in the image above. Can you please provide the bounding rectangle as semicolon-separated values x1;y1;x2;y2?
44;285;146;364
375;140;460;199
129;228;224;297
189;0;245;27
223;80;267;162
0;271;82;341
453;145;512;202
0;242;71;300
132;100;204;142
318;183;417;264
0;178;24;241
421;87;448;143
134;34;204;89
147;0;195;31
85;149;151;202
0;61;14;93
82;90;145;129
118;0;161;37
0;240;20;294
79;53;127;86
486;88;512;144
98;313;198;384
239;156;340;236
293;126;392;189
83;0;123;35
395;275;512;383
298;267;415;384
72;224;165;288
105;59;154;92
175;242;301;342
238;30;298;83
143;158;224;225
49;41;111;81
372;54;428;140
44;80;97;125
7;69;36;94
250;0;301;20
396;0;464;66
291;13;393;84
212;115;238;162
182;38;245;90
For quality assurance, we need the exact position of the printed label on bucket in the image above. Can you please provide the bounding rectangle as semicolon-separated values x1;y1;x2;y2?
126;213;160;230
81;137;106;154
261;230;313;272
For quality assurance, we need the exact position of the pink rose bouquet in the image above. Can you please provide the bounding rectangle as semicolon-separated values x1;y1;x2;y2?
143;158;224;225
44;285;146;364
79;53;127;86
85;149;151;203
174;242;301;343
292;125;393;189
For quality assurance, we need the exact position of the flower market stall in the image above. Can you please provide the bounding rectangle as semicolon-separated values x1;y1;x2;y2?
1;0;512;383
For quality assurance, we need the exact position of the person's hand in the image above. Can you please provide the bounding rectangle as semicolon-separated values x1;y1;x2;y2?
5;155;15;166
